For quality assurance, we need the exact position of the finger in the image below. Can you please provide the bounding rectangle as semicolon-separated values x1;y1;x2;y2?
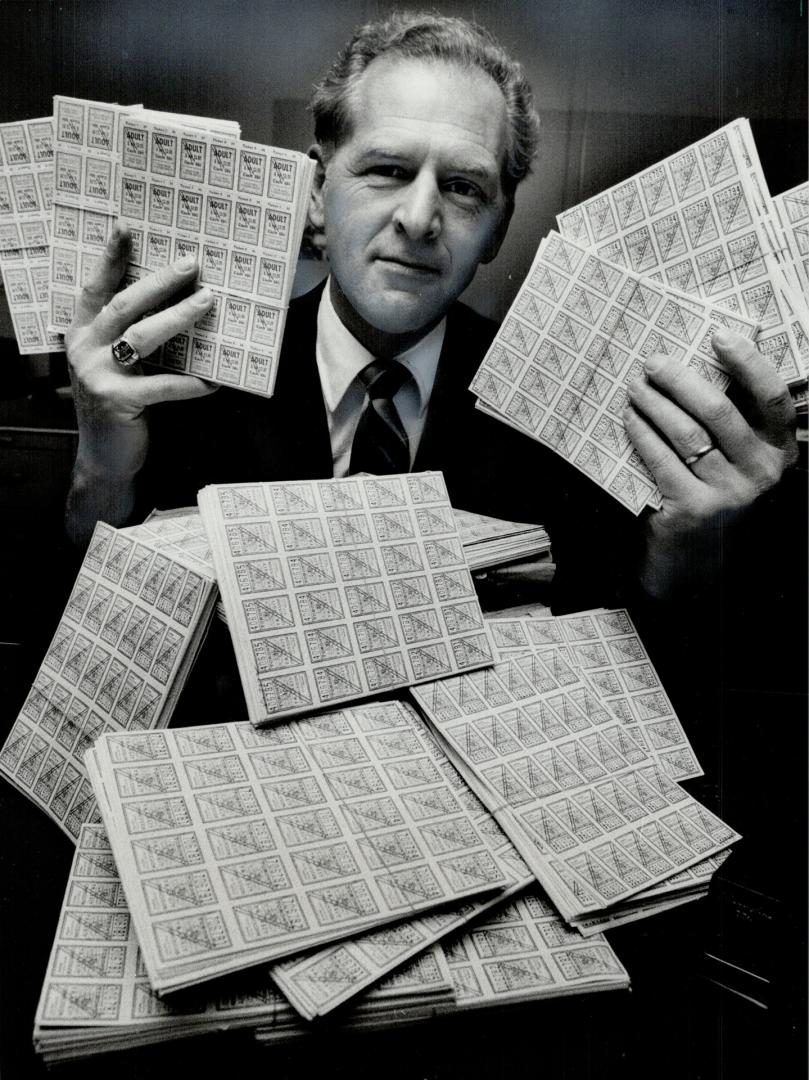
712;328;797;448
122;372;221;409
628;372;734;462
73;223;131;328
623;402;721;497
114;288;214;358
642;353;757;463
91;255;201;343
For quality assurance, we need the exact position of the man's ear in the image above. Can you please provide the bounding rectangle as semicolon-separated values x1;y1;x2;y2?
308;143;328;231
480;199;514;265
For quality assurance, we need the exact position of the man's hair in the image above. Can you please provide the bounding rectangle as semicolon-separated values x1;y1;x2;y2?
310;10;540;200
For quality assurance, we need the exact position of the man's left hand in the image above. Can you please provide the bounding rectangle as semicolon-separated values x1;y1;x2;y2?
623;327;799;595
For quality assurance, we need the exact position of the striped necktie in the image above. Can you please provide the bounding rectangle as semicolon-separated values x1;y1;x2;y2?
348;359;412;475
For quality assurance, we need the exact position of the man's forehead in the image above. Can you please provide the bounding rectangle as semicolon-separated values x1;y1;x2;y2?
342;55;509;164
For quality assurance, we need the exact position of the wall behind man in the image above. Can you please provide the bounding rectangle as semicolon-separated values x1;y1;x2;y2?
0;0;805;320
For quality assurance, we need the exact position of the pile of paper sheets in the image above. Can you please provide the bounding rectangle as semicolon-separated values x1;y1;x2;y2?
0;117;63;353
198;473;497;724
471;121;809;511
410;609;739;934
452;508;551;572
0;519;217;839
1;98;314;395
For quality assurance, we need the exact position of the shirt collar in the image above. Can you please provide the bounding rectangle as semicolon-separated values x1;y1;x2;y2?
316;276;446;413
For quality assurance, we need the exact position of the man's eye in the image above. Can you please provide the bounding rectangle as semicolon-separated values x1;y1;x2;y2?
368;165;409;180
444;179;484;201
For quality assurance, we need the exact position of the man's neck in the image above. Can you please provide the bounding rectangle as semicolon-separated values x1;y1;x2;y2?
328;275;444;359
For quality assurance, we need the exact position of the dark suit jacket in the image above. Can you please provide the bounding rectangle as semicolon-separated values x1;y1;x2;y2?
141;282;642;612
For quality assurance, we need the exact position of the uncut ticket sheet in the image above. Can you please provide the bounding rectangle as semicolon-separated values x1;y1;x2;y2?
0;521;216;840
85;703;510;994
556;119;807;383
442;887;628;1009
486;608;701;781
117;113;315;396
470;231;758;515
0;116;64;352
34;825;453;1062
772;181;809;302
410;651;739;923
198;473;496;725
269;737;533;1019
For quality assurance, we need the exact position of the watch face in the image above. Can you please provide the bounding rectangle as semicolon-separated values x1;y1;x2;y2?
112;338;138;365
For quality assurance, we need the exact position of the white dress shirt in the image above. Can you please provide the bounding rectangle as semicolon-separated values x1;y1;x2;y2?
315;278;446;477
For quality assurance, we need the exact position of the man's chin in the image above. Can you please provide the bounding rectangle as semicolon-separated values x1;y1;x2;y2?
357;295;445;337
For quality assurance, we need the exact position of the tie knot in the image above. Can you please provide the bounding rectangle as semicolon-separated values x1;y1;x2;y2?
358;359;411;401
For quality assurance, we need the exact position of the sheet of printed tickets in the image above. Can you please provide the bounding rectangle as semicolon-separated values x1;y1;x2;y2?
84;703;510;994
269;732;534;1019
556;119;809;384
48;96;241;333
115;112;315;396
198;473;496;725
0;117;64;353
470;229;759;515
409;651;740;924
0;520;216;840
772;181;809;307
442;887;628;1010
33;825;454;1063
486;608;701;781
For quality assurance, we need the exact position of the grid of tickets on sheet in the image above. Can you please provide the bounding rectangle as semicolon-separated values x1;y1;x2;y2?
0;520;216;840
470;230;759;515
556;119;809;385
0;117;64;352
46;95;315;396
486;608;700;782
85;704;511;993
269;739;532;1019
410;650;739;924
198;473;496;725
35;826;627;1062
33;825;454;1061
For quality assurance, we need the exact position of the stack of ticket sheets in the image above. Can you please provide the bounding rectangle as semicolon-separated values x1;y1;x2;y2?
471;120;809;512
34;822;627;1063
198;473;497;725
452;508;551;572
0;519;217;839
0;117;63;353
83;703;516;994
46;95;315;396
410;625;739;932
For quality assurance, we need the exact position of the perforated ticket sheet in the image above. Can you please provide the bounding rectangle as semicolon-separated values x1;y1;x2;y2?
269;732;532;1019
34;825;454;1063
772;181;809;305
85;703;509;993
0;116;64;352
442;887;628;1008
115;113;314;396
556;119;808;384
0;521;216;840
471;230;759;514
198;474;496;725
410;651;739;923
487;608;701;781
48;97;244;336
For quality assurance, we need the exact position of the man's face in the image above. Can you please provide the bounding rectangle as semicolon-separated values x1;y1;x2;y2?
312;56;511;337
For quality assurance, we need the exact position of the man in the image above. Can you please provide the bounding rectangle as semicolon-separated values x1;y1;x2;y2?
64;12;797;611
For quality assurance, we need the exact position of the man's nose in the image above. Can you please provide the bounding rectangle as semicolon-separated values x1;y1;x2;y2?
392;173;442;241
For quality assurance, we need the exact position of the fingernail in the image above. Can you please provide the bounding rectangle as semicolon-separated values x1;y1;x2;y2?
176;255;197;272
712;328;738;349
192;287;213;306
645;354;663;373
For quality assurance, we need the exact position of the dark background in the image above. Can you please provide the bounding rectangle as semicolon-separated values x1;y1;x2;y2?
0;2;806;1078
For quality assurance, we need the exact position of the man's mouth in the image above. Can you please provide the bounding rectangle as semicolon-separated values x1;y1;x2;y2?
376;256;441;275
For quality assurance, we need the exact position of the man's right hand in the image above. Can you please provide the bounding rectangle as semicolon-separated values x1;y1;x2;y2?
65;224;217;544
